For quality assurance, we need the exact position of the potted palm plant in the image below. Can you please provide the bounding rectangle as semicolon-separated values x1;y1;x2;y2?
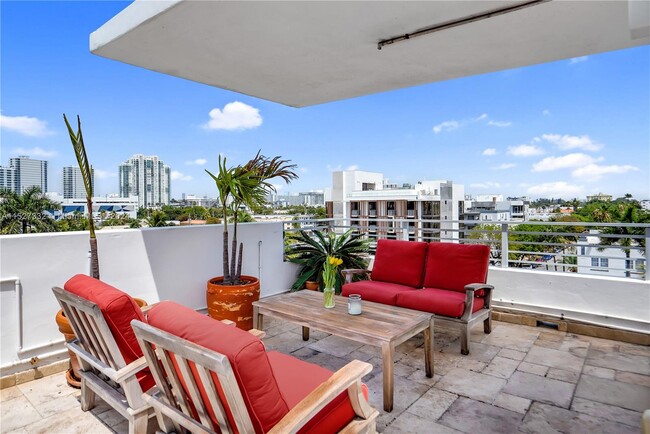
205;151;297;329
286;229;370;293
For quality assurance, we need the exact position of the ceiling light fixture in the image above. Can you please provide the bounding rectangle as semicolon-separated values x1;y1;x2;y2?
377;0;551;50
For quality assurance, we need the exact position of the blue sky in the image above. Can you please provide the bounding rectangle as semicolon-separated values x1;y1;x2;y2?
1;1;649;201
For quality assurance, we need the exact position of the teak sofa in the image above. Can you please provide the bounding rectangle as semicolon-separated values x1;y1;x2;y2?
342;239;493;355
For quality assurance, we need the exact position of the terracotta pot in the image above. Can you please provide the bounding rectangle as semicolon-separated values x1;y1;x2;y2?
207;276;260;330
305;281;319;291
55;297;148;389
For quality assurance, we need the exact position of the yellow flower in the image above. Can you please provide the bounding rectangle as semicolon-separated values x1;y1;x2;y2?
329;256;343;267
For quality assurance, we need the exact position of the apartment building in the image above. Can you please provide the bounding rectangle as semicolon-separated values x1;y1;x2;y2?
464;195;529;222
63;166;94;199
0;156;48;194
119;154;171;208
328;170;465;241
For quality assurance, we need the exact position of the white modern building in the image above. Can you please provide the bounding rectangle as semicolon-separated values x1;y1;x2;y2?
0;156;48;194
47;193;139;220
577;231;646;280
63;166;94;199
270;191;325;208
328;170;465;241
465;195;529;222
119;154;171;208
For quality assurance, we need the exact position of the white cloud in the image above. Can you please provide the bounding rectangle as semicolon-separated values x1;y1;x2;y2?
11;146;57;158
569;56;589;65
507;144;545;157
299;167;308;173
433;120;460;134
270;183;285;192
94;169;116;179
532;153;601;172
542;109;551;116
346;164;359;171
171;170;192;181
202;101;262;131
470;182;501;189
527;182;584;198
572;164;639;181
482;148;497;156
185;158;207;166
491;163;516;170
474;113;488;121
487;120;512;127
541;134;602;152
1;114;53;137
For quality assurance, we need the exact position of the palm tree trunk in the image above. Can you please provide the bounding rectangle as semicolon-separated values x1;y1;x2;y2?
89;237;100;279
222;205;230;284
230;212;238;284
22;219;27;234
236;242;243;283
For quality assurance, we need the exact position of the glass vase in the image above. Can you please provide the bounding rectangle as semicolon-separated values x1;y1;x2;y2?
323;287;335;309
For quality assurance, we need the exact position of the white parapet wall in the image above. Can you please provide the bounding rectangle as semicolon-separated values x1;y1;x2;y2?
0;222;299;374
489;267;650;333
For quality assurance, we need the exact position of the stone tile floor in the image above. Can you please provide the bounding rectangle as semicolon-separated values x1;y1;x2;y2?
1;319;649;433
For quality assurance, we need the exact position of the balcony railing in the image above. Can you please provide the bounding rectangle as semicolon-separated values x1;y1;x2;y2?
285;217;650;281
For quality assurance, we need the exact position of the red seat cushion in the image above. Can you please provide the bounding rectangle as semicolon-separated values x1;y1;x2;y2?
64;274;145;365
342;280;415;305
147;301;289;434
268;351;369;434
371;239;428;288
396;288;485;318
422;243;490;293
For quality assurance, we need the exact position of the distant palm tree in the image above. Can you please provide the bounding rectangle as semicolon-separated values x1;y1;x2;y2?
598;205;649;278
145;210;171;227
0;187;59;234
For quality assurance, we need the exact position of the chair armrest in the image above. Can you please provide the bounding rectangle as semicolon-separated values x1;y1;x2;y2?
341;269;371;284
461;283;494;321
68;341;148;383
268;360;377;434
248;329;266;339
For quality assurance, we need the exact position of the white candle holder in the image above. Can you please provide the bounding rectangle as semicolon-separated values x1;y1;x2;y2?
348;294;362;315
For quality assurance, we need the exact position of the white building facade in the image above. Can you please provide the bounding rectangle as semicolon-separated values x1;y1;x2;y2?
119;154;170;208
328;170;465;241
63;166;94;199
0;156;48;194
577;232;646;280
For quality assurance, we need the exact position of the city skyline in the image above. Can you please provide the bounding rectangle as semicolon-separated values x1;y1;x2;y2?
1;1;648;200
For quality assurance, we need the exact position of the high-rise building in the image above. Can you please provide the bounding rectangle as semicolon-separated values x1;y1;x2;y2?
0;156;48;194
119;154;171;208
63;166;94;199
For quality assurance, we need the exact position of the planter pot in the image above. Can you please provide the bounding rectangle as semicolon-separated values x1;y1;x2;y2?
207;276;260;330
55;297;148;389
305;281;319;291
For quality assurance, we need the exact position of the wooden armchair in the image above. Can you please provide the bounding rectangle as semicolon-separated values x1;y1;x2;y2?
52;276;156;434
132;301;378;434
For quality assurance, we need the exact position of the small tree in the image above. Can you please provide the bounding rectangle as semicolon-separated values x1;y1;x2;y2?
64;114;99;279
0;187;59;234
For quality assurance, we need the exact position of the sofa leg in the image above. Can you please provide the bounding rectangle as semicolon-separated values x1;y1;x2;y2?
484;314;492;334
460;325;470;355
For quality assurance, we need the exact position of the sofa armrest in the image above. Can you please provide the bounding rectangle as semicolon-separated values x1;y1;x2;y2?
268;360;377;434
460;283;494;321
341;269;371;284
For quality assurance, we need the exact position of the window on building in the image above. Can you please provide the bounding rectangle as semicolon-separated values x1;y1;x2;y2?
581;246;586;255
636;259;645;270
601;258;609;268
362;183;375;191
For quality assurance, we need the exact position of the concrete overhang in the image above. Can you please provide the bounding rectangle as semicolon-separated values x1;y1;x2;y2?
90;0;649;107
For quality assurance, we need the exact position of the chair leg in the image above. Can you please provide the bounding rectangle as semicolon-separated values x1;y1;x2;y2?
130;412;149;434
484;313;492;334
460;324;470;355
80;377;96;411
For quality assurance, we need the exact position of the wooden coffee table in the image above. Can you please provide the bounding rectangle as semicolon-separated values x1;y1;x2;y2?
253;290;434;412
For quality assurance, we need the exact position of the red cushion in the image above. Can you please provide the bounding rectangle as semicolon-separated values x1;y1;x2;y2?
147;301;289;434
64;274;145;365
268;351;369;434
342;280;415;305
396;288;485;318
422;243;490;293
371;239;428;288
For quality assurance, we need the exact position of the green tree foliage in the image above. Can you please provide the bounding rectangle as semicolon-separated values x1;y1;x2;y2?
0;187;59;234
145;210;172;227
286;229;369;293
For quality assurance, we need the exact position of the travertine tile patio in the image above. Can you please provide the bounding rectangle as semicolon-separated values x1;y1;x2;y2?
1;319;648;433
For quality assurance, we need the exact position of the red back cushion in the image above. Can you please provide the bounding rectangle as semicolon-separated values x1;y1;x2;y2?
147;302;289;433
64;274;145;365
371;239;428;288
423;243;490;292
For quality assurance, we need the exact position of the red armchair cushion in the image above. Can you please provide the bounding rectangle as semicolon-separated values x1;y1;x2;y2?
370;239;428;288
64;274;145;365
342;280;416;305
396;288;485;318
268;351;369;434
422;243;490;293
147;301;289;434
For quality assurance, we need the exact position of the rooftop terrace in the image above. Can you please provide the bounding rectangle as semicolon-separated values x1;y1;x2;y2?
2;317;648;433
